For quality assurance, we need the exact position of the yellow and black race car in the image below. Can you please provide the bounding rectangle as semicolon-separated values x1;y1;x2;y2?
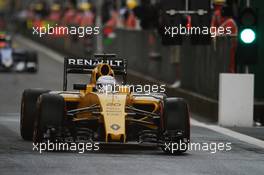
20;54;190;154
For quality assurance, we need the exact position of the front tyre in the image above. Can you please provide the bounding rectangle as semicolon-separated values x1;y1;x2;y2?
20;89;50;141
161;98;190;154
33;94;65;143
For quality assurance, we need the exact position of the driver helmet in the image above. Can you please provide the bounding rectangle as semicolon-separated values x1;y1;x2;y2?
127;0;137;10
96;75;117;93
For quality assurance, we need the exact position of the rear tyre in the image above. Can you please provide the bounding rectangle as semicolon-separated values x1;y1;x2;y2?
161;98;190;154
20;89;50;141
33;94;65;143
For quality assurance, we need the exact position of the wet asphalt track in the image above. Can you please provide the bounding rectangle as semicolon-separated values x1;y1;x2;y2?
0;36;263;175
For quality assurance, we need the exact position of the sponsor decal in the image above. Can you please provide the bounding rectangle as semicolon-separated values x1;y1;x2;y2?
111;124;120;131
106;103;121;107
67;58;123;67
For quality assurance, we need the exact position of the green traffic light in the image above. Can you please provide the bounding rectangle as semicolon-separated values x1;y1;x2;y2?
240;28;256;44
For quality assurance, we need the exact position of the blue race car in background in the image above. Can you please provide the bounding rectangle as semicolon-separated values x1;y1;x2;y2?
0;32;38;73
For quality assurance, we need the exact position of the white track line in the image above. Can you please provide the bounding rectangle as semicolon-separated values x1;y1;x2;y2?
191;118;264;149
0;113;19;122
16;35;264;150
0;117;19;122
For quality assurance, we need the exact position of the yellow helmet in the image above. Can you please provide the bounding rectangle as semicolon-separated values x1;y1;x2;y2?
127;0;137;10
213;0;226;5
79;2;91;11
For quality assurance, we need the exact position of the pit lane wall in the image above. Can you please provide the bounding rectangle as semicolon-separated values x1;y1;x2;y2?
17;24;263;123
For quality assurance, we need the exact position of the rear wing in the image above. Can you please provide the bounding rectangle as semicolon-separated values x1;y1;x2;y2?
63;54;127;91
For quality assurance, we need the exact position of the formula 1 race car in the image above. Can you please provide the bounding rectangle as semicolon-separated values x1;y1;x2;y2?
20;54;190;154
0;32;38;72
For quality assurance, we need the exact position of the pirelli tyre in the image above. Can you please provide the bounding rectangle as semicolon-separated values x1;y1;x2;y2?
161;97;190;154
20;89;50;141
33;94;64;143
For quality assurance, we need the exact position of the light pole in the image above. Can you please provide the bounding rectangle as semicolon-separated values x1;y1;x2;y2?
95;0;103;53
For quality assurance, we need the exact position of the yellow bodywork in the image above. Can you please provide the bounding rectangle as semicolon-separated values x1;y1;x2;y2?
58;64;161;143
98;93;127;142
